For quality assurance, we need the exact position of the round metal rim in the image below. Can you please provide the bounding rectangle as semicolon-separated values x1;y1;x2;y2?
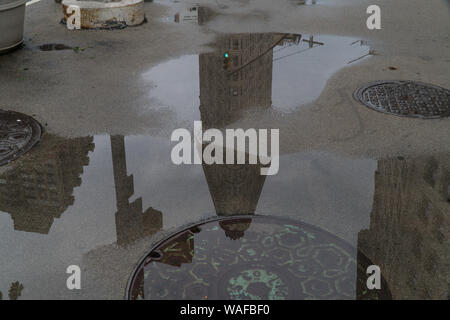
0;109;42;166
0;0;27;11
124;214;387;300
353;80;450;119
0;39;24;55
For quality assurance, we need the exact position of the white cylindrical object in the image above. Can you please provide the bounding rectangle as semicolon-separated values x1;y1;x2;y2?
62;0;145;29
0;0;26;54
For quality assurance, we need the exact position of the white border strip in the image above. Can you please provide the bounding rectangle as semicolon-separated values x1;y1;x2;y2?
26;0;41;6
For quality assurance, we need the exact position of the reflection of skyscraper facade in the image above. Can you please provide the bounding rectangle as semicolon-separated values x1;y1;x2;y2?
199;33;282;129
358;155;450;299
198;33;282;219
110;135;162;246
0;135;94;234
202;162;266;216
198;33;301;234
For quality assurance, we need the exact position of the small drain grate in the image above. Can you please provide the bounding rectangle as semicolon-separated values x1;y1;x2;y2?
354;81;450;119
0;110;42;166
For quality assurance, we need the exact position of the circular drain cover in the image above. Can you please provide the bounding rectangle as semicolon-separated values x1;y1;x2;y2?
127;216;391;300
0;110;42;166
354;80;450;118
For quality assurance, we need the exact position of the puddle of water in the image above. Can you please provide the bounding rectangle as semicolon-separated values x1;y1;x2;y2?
272;36;370;111
173;5;210;25
0;127;447;299
158;0;348;25
0;132;377;298
0;135;95;233
294;0;318;5
142;32;371;121
39;44;73;51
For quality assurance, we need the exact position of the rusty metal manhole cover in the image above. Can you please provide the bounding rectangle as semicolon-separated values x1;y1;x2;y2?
354;80;450;118
0;110;42;166
126;216;391;300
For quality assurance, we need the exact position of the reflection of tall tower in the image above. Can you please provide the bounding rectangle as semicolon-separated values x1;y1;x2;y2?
0;135;94;234
199;33;278;218
202;162;266;216
358;155;450;299
199;33;280;129
198;33;290;238
110;135;162;246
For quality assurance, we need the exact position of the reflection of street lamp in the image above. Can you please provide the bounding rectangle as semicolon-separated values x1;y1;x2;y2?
223;51;231;70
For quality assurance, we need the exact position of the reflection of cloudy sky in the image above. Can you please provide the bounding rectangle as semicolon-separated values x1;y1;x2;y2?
259;152;376;243
272;35;370;111
141;55;201;124
123;135;215;224
124;137;376;247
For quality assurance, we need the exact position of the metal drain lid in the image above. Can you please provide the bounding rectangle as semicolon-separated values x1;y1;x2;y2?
127;216;392;300
354;80;450;119
0;110;42;166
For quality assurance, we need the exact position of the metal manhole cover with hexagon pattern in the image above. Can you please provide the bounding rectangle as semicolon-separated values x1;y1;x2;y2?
126;216;391;300
353;80;450;118
0;110;42;166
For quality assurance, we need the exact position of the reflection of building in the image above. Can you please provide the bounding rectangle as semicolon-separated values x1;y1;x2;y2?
78;135;164;299
200;33;272;128
199;32;301;128
158;230;195;267
110;135;162;246
198;33;296;238
174;5;208;25
199;33;276;218
219;218;253;240
202;162;266;217
358;155;450;299
0;135;94;234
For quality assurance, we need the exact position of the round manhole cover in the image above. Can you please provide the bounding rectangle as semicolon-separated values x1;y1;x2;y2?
126;216;391;300
0;110;42;166
354;80;450;118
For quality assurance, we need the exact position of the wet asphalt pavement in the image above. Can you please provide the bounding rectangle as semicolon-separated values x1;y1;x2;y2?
0;0;448;299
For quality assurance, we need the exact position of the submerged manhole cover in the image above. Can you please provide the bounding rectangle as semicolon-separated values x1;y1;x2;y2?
0;110;41;166
354;80;450;118
127;216;391;300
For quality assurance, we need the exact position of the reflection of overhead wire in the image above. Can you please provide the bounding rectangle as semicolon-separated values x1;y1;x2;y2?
227;34;289;75
273;36;303;53
273;44;320;62
273;43;299;54
347;51;371;64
